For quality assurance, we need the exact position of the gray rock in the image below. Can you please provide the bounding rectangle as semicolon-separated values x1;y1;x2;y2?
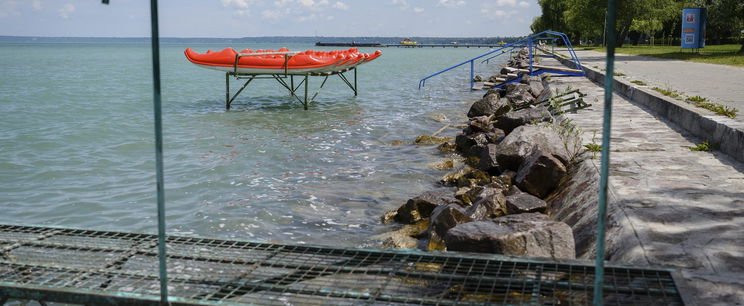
493;106;552;134
465;192;507;220
467;92;510;118
498;125;570;166
505;184;523;196
516;149;568;198
455;133;488;155
395;190;460;224
444;213;576;259
468;116;493;134
477;144;500;174
505;85;536;109
506;193;548;214
428;204;472;238
473;75;482;82
494;142;534;172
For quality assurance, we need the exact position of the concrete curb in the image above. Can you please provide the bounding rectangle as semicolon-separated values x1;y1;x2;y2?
554;56;744;163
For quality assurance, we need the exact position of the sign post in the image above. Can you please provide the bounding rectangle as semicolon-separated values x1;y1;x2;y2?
681;8;706;51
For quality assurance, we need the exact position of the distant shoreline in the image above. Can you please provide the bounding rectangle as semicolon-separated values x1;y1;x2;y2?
0;35;522;45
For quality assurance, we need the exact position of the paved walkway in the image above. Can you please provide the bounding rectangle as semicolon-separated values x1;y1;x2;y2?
551;72;744;305
569;49;744;124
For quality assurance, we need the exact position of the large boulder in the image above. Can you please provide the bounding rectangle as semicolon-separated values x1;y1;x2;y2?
428;204;472;238
467;92;510;118
494;142;534;172
521;75;548;99
498;125;570;166
515;149;568;198
504;83;535;108
455;132;489;156
477;144;501;174
444;213;576;259
505;193;548;214
493;106;552;134
465;192;507;220
395;190;460;224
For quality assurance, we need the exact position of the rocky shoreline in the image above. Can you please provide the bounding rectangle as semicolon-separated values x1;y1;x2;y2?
378;47;586;261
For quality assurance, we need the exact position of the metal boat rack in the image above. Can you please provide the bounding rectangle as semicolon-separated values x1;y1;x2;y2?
225;52;358;110
0;224;684;305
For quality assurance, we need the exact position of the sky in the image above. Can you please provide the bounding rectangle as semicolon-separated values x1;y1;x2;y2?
0;0;541;38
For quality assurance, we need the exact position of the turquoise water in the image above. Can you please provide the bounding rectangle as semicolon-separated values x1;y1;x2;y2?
0;42;501;247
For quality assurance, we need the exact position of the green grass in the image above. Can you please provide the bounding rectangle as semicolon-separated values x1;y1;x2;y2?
689;141;718;152
690;100;739;118
583;44;744;67
613;72;626;76
584;143;602;152
631;80;647;86
651;87;681;99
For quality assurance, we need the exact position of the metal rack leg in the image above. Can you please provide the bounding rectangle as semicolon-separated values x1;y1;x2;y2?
225;73;230;110
303;74;309;110
354;68;358;96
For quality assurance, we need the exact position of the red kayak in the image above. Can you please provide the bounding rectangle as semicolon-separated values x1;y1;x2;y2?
184;47;382;74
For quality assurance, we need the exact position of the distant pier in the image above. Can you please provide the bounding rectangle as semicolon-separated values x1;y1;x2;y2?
315;42;501;48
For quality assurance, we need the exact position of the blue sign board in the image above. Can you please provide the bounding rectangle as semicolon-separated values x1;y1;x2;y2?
681;8;706;49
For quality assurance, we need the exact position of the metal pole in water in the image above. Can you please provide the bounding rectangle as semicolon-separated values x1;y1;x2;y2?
225;73;230;110
594;0;617;304
149;0;169;303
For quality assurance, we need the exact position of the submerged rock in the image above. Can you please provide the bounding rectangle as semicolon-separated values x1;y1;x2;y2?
444;213;575;259
415;135;454;145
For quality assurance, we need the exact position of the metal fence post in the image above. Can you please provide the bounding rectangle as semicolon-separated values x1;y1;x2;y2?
148;0;169;304
594;0;618;304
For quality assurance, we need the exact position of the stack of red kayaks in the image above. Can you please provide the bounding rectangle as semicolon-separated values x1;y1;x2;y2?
184;47;382;74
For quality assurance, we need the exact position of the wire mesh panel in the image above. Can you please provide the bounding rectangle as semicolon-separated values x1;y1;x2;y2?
0;224;683;305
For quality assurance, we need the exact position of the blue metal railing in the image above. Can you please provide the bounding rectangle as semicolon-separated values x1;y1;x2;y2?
418;31;585;90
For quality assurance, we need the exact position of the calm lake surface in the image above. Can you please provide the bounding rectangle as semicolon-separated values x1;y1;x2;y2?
0;42;503;247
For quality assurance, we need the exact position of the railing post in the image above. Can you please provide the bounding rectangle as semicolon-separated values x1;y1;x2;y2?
469;60;474;89
528;38;534;74
594;0;618;304
148;0;169;304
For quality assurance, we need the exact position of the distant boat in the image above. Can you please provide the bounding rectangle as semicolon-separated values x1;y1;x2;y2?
184;47;382;75
400;38;417;46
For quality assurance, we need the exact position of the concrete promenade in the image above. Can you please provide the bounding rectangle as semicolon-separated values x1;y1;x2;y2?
571;49;744;124
544;53;744;304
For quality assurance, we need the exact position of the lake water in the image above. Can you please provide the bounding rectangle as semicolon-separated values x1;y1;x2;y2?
0;42;502;247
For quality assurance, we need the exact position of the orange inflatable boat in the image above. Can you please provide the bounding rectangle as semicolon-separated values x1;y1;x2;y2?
184;47;382;74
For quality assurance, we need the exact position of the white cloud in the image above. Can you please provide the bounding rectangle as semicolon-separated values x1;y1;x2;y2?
58;3;74;19
222;0;251;8
274;0;292;7
391;0;408;10
262;9;287;19
332;1;348;10
495;0;516;7
438;0;465;8
222;0;253;16
32;0;42;10
518;1;529;8
0;0;19;17
413;7;424;13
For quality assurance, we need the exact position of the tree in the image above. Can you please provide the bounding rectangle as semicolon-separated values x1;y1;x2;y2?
562;0;679;47
531;0;570;34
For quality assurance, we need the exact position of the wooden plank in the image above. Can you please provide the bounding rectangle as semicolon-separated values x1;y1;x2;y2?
532;64;583;74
